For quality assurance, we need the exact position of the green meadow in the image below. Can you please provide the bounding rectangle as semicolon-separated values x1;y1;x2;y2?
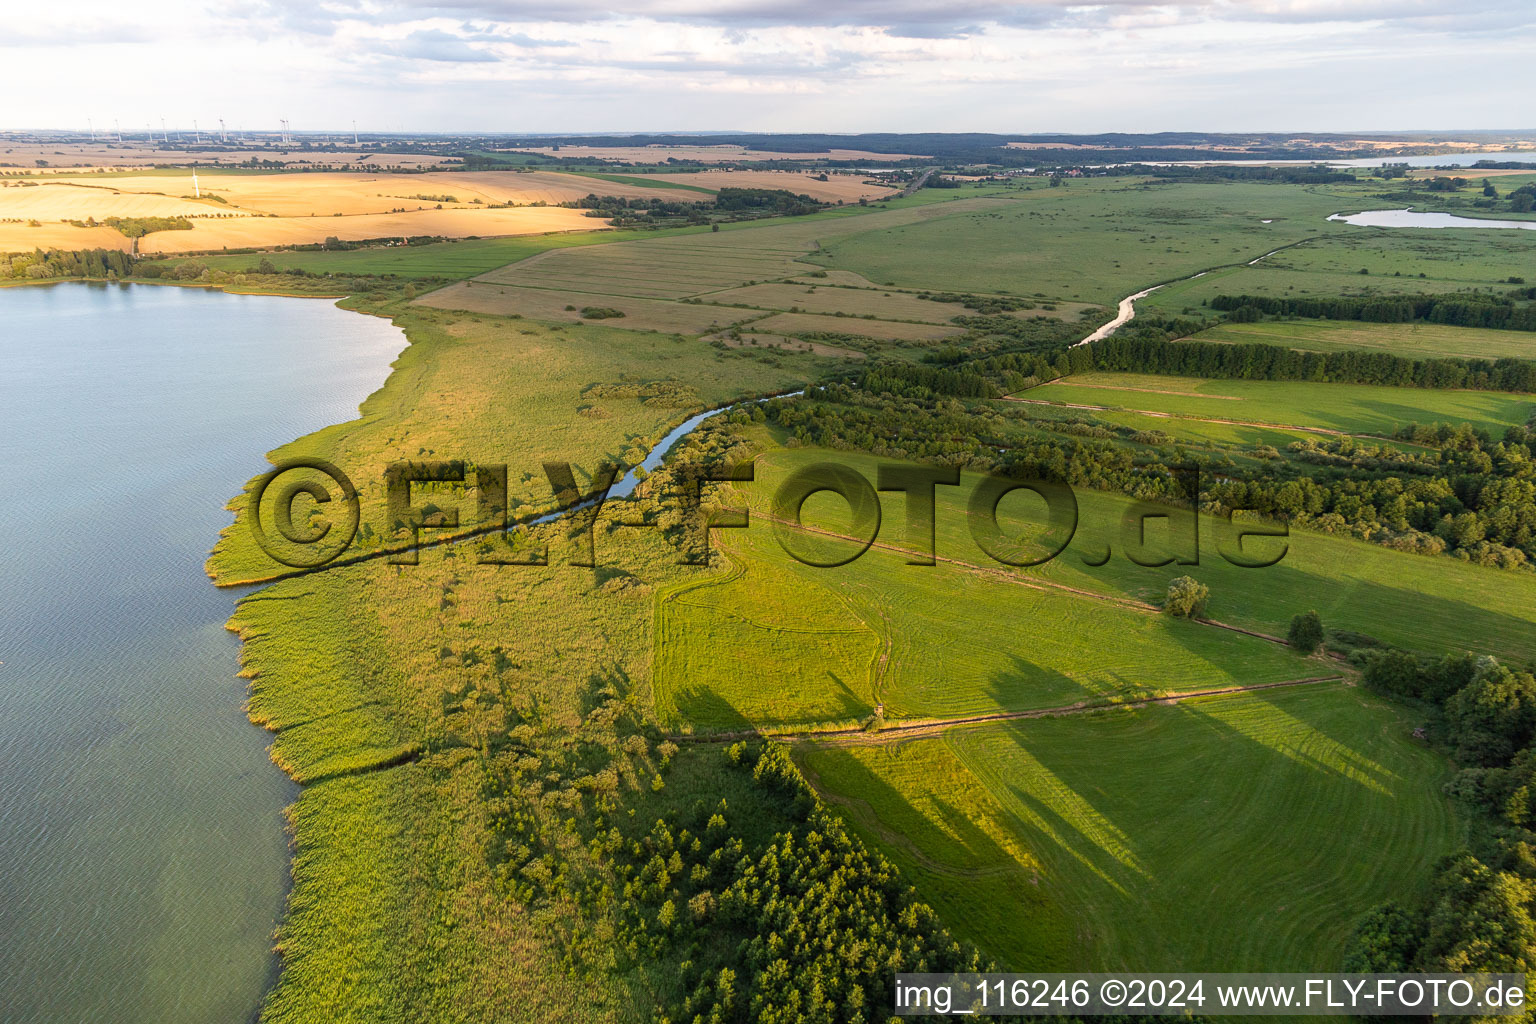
1192;318;1536;362
654;514;1312;732
798;685;1462;970
805;180;1353;304
1143;226;1536;314
1025;371;1534;437
167;172;1536;1020
733;448;1536;664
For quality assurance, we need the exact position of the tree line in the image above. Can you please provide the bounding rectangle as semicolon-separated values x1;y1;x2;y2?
1344;651;1536;977
1210;290;1536;332
1087;331;1536;392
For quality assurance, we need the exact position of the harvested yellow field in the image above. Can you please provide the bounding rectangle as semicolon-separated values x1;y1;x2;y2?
510;145;916;163
1;142;455;171
0;221;131;252
137;207;597;253
626;170;898;202
37;170;683;219
702;282;968;323
411;281;756;334
750;311;964;341
0;181;223;221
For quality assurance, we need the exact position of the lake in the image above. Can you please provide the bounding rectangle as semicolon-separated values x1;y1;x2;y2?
1328;209;1536;230
0;283;404;1024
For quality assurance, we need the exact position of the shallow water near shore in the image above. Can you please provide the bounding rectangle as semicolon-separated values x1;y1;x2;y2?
1328;208;1536;230
0;283;404;1024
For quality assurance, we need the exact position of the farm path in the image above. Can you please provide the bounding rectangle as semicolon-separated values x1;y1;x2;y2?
669;675;1346;745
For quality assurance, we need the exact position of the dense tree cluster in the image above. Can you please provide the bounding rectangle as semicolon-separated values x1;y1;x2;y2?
2;247;136;280
712;188;822;216
1210;291;1536;332
1088;332;1536;391
773;372;1536;569
1344;653;1536;977
600;744;985;1024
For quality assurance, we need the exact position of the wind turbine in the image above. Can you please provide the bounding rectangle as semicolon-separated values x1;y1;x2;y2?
193;119;201;144
161;117;169;144
114;119;122;143
219;118;227;143
88;117;95;140
353;120;359;146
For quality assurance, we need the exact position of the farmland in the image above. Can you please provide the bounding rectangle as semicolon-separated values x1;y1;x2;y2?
804;181;1358;304
1143;226;1536;314
1022;370;1534;437
622;169;898;202
733;448;1536;665
798;686;1461;970
409;194;1072;347
1192;318;1536;362
16;155;1536;1020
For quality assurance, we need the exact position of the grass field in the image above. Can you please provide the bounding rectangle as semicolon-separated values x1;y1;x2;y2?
799;685;1462;970
1024;371;1533;437
152;168;1536;1017
172;227;719;279
734;448;1536;664
1192;318;1536;362
699;281;972;322
654;512;1314;731
1143;227;1536;315
804;180;1356;304
412;280;761;333
409;196;1022;340
206;303;822;585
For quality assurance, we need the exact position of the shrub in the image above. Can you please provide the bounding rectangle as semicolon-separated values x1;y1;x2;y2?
1288;610;1324;653
1163;576;1208;618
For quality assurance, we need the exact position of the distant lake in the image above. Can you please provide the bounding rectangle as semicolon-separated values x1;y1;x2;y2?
1326;149;1536;169
0;283;403;1024
1328;209;1536;231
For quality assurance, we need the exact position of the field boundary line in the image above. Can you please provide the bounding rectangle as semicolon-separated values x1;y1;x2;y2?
667;675;1346;745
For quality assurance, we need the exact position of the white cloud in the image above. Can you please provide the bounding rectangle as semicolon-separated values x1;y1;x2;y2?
0;0;1530;132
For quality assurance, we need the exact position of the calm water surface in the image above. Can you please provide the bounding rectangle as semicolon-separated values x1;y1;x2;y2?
1328;208;1536;230
0;283;404;1024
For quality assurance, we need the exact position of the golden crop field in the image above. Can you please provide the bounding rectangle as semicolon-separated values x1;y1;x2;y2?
30;170;685;218
627;169;898;202
510;144;917;162
0;141;455;171
0;169;701;253
136;207;596;253
0;220;132;252
0;181;219;220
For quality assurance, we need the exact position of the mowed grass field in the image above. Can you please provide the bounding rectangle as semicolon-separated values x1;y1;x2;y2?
1024;371;1533;436
735;448;1536;664
798;685;1462;970
1192;318;1536;362
654;446;1319;733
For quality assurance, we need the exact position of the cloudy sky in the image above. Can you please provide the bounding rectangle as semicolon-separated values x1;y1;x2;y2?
3;1;1532;134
